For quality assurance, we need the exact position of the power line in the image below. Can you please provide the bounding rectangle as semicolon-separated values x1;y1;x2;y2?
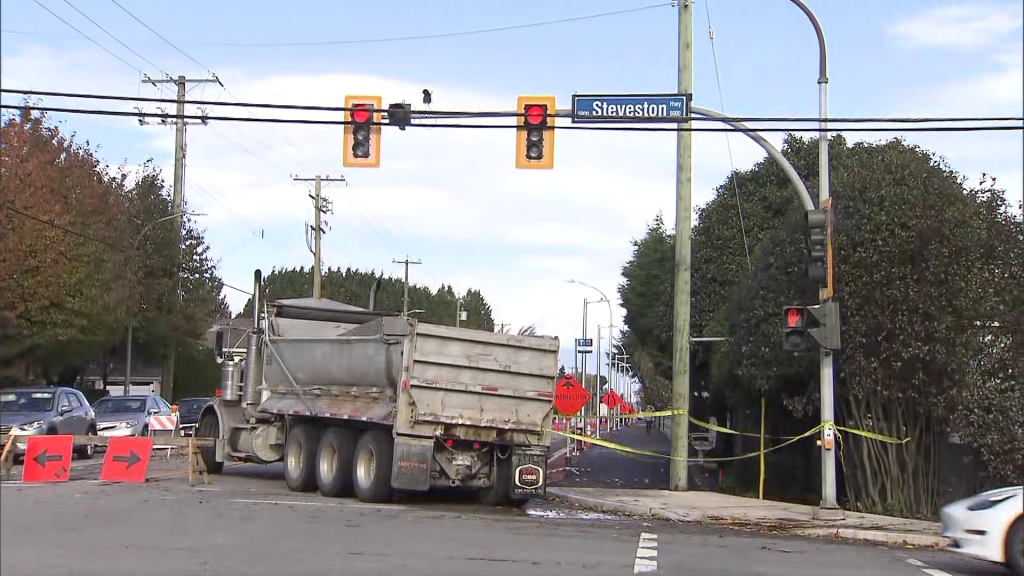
4;103;1020;133
4;203;116;248
195;3;673;47
29;0;139;73
702;0;752;276
4;88;1020;125
59;0;162;72
107;0;210;72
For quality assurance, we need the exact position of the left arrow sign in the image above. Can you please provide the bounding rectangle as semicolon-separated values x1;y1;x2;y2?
22;435;74;483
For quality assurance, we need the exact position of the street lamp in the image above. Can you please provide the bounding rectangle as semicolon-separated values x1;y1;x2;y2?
124;211;204;398
566;279;616;432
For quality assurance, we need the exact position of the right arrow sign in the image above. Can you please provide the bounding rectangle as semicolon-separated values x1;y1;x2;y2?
101;437;153;483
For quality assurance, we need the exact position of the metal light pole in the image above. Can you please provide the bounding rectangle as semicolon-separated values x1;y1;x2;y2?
785;0;840;519
124;211;203;398
567;279;615;430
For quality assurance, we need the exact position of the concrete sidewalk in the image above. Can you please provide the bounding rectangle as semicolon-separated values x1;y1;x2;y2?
548;487;951;548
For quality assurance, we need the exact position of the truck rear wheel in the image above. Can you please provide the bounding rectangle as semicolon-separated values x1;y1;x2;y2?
479;455;530;507
316;426;357;498
353;429;394;503
284;423;319;492
196;411;223;474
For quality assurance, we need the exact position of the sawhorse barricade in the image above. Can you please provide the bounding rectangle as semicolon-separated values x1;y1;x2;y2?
0;433;215;485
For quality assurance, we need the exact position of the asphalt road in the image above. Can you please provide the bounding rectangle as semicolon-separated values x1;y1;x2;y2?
0;457;1006;576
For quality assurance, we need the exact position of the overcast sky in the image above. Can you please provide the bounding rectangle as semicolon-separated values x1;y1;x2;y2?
2;0;1021;374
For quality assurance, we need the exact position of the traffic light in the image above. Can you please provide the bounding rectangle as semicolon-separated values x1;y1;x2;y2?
516;95;555;169
783;306;808;352
782;302;842;353
343;95;381;168
806;208;828;286
387;102;412;131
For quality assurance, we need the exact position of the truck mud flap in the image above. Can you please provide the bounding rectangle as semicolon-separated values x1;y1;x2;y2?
391;437;432;492
511;448;547;498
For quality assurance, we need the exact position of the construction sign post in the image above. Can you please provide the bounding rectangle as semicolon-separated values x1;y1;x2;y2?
22;435;73;483
100;437;154;483
554;375;591;417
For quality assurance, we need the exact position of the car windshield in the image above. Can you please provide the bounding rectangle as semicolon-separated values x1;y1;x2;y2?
92;398;147;414
0;391;56;412
177;399;208;413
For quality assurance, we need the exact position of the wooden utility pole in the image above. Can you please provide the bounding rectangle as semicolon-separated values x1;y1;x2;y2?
293;174;344;298
391;256;422;316
139;74;219;403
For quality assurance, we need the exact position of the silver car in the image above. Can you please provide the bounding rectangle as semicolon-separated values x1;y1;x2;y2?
0;387;98;459
93;394;175;438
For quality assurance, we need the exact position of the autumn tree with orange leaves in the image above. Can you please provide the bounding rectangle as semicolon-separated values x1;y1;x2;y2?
1;107;227;385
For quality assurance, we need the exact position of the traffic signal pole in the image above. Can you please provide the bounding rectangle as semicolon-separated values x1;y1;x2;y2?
786;0;843;519
668;0;694;492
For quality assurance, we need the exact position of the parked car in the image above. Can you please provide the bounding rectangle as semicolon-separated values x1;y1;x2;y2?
93;394;174;438
940;485;1023;574
0;386;98;459
174;397;211;437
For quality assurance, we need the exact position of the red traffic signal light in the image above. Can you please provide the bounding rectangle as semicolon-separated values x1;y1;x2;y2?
516;95;555;169
525;105;546;126
343;95;381;168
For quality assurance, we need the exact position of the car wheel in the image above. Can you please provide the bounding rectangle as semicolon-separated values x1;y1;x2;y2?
75;427;96;459
1007;516;1023;575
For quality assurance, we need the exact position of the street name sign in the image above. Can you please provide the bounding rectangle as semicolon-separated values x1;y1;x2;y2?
572;93;691;123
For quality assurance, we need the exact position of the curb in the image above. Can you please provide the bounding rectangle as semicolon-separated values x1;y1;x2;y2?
548;489;950;548
794;527;953;548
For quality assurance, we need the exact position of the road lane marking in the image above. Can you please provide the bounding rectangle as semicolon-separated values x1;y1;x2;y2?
903;557;952;576
634;531;657;573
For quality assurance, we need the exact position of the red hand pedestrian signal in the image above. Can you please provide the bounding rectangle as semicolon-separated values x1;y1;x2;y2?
787;307;802;327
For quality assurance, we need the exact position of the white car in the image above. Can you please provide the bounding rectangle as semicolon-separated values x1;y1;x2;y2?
940;485;1023;574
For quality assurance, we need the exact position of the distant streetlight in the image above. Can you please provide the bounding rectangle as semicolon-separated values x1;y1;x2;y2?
123;211;205;397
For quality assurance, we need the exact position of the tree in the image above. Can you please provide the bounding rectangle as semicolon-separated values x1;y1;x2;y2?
0;107;229;389
0;108;128;376
619;134;1023;516
239;267;496;330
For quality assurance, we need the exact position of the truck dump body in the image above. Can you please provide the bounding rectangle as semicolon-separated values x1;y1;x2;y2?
257;312;559;444
398;322;559;439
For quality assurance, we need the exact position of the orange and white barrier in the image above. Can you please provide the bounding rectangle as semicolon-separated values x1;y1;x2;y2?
148;414;179;454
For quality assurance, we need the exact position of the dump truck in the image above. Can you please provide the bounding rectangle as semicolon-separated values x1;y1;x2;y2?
199;270;560;506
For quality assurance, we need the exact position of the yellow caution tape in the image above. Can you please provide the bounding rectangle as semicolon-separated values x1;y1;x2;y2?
547;421;910;462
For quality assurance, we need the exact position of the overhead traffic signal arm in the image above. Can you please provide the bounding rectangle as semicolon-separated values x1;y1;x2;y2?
516;95;555;170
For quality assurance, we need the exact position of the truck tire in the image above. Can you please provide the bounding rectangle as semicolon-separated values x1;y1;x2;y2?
195;411;224;474
479;455;530;508
353;429;393;503
284;424;319;492
316;426;357;498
